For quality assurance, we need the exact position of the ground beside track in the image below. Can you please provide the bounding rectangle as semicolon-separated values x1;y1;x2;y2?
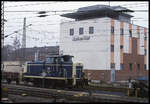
5;94;83;103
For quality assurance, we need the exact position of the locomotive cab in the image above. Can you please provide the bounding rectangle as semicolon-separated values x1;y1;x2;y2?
46;55;73;63
62;55;73;63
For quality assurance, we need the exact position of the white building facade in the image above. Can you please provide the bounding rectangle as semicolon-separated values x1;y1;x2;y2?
60;5;148;81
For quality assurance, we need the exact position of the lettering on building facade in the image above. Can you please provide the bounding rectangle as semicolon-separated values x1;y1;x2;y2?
72;35;90;41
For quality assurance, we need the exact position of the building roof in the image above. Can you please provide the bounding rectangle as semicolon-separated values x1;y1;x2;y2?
111;6;134;12
61;5;134;20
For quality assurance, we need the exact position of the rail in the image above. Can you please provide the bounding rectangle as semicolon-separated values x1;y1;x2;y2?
2;84;148;103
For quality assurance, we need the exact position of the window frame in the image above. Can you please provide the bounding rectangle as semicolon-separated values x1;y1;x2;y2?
120;45;123;49
144;49;147;55
144;64;146;70
111;45;114;52
79;27;84;35
111;63;115;69
111;26;114;34
137;31;140;38
120;64;123;70
137;64;140;71
120;28;124;35
70;28;74;36
129;30;132;37
129;63;132;71
144;36;147;40
89;26;94;34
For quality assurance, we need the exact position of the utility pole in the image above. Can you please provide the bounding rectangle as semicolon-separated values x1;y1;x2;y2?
1;1;5;70
22;17;26;49
21;17;26;66
1;1;4;49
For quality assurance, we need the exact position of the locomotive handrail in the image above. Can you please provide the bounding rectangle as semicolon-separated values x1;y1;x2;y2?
23;75;81;80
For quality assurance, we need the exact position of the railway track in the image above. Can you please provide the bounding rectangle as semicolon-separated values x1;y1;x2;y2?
2;84;149;103
2;81;127;97
1;81;130;94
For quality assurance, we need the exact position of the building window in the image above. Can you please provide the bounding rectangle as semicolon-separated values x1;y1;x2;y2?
137;31;140;35
137;31;140;38
111;26;114;34
111;63;115;69
120;28;124;35
89;27;94;34
144;49;147;55
111;45;114;52
120;45;123;49
79;27;84;35
144;64;146;70
70;28;74;36
129;63;132;71
144;36;147;40
120;64;123;70
129;30;132;37
137;64;140;71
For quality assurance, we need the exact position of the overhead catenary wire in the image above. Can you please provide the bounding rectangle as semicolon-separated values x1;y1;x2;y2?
4;7;148;21
4;14;148;22
4;18;148;24
4;24;32;38
4;2;148;9
4;3;148;21
4;2;60;8
4;9;148;13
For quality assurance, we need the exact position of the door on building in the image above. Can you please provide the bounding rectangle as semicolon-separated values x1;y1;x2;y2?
110;69;115;82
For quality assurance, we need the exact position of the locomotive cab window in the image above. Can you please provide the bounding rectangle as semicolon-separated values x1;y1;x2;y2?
46;57;54;63
54;58;57;63
57;57;64;63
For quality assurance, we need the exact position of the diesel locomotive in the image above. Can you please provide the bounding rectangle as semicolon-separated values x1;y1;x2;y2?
23;55;88;88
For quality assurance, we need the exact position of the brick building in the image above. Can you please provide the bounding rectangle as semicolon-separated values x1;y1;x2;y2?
60;5;149;82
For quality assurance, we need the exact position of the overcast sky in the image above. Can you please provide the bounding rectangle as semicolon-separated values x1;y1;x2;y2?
4;1;148;48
